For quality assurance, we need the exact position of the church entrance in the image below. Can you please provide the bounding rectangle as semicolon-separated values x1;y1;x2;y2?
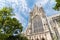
41;38;45;40
35;38;45;40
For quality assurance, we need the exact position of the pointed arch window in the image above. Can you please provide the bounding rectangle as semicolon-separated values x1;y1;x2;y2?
33;15;44;33
35;38;39;40
41;38;45;40
36;38;39;40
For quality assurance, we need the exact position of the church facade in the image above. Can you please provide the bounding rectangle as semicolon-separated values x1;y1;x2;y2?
24;5;60;40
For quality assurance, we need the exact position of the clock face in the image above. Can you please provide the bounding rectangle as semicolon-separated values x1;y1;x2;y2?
33;15;44;33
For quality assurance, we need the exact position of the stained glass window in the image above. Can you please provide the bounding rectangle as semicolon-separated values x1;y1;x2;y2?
33;15;44;33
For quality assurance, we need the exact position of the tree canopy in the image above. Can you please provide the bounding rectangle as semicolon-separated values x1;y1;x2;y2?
54;0;60;10
6;35;28;40
0;7;23;40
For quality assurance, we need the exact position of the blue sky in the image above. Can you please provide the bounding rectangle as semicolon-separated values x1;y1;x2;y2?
0;0;59;30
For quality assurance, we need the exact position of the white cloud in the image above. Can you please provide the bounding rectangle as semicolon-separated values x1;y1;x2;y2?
18;0;30;17
16;0;30;27
0;0;30;29
50;0;55;3
36;0;49;6
0;0;5;8
13;0;30;28
14;12;28;28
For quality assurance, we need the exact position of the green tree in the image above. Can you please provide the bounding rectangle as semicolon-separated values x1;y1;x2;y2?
21;36;28;40
54;0;60;10
6;35;28;40
0;7;23;40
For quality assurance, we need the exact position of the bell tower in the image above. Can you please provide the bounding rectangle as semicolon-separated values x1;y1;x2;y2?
25;4;52;40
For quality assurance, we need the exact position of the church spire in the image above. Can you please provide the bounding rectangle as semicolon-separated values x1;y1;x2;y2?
33;3;42;11
30;4;45;18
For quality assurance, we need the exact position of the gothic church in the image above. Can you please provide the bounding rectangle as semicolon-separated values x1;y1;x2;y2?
24;5;60;40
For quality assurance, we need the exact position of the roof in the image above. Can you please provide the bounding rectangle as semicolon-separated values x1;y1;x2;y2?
47;13;60;19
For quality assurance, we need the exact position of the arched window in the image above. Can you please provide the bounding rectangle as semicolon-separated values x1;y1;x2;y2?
33;15;44;33
31;39;33;40
41;38;45;40
35;38;39;40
